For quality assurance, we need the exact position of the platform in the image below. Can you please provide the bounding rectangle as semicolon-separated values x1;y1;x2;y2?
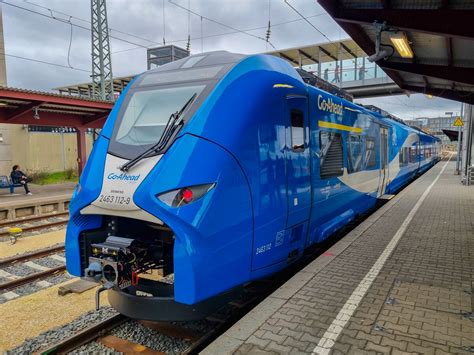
203;159;473;354
0;183;75;221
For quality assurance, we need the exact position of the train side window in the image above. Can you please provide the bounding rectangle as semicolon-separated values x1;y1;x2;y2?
365;137;376;168
347;135;363;173
399;147;409;166
409;146;417;163
290;109;305;152
319;130;343;179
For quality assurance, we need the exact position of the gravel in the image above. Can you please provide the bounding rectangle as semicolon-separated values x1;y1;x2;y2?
112;320;192;353
1;263;37;277
7;306;119;354
33;254;66;269
0;272;72;304
70;341;121;355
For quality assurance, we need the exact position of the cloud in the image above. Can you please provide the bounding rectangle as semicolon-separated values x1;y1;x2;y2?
1;0;462;118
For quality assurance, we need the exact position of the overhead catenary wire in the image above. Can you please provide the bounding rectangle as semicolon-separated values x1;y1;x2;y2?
162;0;166;45
284;0;342;58
284;0;334;44
22;0;162;47
21;0;324;51
2;1;150;49
186;0;190;52
66;16;74;68
17;0;326;55
168;0;277;50
265;0;271;50
200;16;203;53
111;12;326;55
2;52;91;72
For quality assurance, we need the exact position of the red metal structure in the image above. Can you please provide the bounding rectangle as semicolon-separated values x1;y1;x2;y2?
0;87;114;174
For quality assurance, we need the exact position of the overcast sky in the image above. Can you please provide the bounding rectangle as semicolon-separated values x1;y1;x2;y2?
2;0;463;119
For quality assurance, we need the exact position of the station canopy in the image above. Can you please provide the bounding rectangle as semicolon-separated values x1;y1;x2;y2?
266;39;366;67
318;0;474;104
55;76;133;99
0;86;114;128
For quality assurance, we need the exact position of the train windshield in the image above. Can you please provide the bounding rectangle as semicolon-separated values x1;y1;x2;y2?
114;84;206;146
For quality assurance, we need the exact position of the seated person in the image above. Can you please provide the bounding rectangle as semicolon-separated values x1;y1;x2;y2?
11;165;32;195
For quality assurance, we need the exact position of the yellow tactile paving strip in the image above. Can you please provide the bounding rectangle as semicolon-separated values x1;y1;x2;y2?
0;278;109;352
0;230;65;259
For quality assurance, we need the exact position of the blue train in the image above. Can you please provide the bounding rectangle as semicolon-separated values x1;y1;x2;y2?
65;51;440;320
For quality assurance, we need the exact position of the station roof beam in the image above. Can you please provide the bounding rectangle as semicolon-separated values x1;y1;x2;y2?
318;0;474;104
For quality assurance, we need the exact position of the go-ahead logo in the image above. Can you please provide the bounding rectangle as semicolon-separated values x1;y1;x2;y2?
107;172;141;181
317;95;343;116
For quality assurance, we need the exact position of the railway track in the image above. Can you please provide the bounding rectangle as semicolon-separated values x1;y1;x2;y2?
0;212;69;238
0;245;67;292
36;302;253;355
33;261;318;354
0;244;65;267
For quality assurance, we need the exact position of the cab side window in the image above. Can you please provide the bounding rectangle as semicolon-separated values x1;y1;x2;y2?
291;109;305;152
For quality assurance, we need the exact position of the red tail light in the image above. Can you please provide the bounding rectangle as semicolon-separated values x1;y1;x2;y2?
157;183;215;207
181;188;193;203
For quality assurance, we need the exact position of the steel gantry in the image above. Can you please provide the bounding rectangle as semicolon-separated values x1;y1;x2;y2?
91;0;113;100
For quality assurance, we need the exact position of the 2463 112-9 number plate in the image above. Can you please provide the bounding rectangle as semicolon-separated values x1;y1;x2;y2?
99;194;131;206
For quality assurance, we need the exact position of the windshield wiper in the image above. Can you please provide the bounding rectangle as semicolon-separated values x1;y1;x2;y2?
120;92;197;172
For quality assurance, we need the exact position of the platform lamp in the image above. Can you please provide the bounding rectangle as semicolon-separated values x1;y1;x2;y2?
389;32;414;59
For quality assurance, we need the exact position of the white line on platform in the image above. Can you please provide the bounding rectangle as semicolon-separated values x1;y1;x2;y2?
48;254;66;263
23;261;50;271
0;269;20;280
313;158;451;355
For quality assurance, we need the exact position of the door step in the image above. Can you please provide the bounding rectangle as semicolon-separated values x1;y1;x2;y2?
379;194;395;200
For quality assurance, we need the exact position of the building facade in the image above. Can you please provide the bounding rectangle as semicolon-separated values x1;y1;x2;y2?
404;116;455;145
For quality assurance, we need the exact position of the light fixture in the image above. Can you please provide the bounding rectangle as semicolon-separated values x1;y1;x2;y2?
0;102;7;106
389;32;414;58
33;107;40;120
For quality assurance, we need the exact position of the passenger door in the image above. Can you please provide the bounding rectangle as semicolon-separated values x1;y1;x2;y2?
285;96;311;227
378;126;389;196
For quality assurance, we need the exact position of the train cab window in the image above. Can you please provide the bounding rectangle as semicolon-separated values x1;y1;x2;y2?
290;110;305;152
319;130;343;179
365;137;376;168
347;135;363;173
114;84;206;146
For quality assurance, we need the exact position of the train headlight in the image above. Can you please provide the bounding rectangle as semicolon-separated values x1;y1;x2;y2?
157;183;216;208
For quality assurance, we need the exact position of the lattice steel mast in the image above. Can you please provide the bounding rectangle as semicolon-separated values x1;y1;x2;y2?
91;0;113;100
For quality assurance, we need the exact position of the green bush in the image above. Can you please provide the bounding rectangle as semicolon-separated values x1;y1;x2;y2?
29;170;78;185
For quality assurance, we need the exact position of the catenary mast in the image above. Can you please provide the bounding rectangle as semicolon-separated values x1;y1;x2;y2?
91;0;113;100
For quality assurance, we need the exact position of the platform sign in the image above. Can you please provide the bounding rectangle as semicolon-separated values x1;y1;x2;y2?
453;117;464;127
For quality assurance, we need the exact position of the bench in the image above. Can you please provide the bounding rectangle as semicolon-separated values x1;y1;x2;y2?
0;175;23;194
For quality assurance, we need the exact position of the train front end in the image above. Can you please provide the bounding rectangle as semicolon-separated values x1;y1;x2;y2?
65;52;254;320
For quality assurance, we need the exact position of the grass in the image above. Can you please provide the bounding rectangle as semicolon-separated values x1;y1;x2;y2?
30;169;78;185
